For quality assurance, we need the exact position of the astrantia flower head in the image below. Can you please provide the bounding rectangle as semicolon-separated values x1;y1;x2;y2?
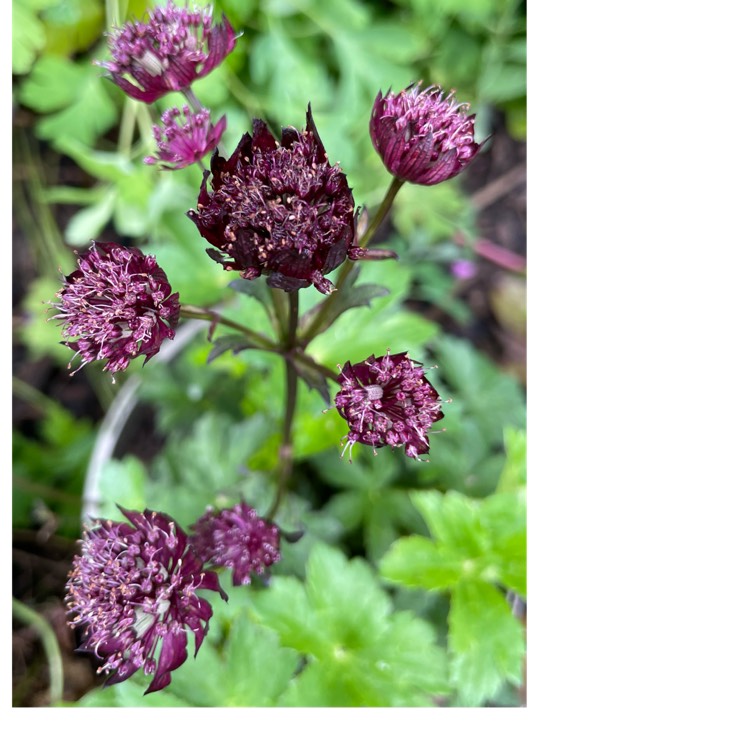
144;106;226;170
191;502;281;586
335;351;445;460
370;83;482;186
52;242;180;375
99;1;237;104
65;508;227;694
187;105;359;294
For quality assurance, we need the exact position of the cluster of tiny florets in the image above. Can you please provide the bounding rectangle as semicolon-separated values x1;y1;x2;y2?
335;352;444;460
99;1;236;103
370;82;481;185
52;242;180;375
187;106;359;294
65;508;226;695
145;106;226;170
191;502;281;586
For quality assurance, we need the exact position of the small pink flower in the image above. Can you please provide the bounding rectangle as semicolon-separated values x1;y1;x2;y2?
145;106;226;170
65;507;226;694
99;1;237;104
191;502;281;586
370;83;482;186
52;242;180;375
335;352;445;460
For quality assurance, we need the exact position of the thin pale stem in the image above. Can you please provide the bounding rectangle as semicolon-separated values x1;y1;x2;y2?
267;291;299;521
182;87;204;113
12;599;64;706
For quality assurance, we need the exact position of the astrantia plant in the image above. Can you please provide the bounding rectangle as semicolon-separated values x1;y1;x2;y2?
99;1;236;104
35;1;526;707
145;106;227;170
65;507;226;694
187;106;359;293
52;242;180;375
370;83;482;186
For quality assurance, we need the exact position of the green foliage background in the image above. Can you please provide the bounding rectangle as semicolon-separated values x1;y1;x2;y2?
12;0;526;707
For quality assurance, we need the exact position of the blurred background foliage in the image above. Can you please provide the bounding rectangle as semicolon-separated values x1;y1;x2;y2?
12;0;527;707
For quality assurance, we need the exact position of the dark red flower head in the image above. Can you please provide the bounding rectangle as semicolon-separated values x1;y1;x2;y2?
370;83;482;186
190;501;281;586
187;105;359;294
51;242;180;376
144;106;227;170
335;352;445;460
65;508;227;695
99;1;237;104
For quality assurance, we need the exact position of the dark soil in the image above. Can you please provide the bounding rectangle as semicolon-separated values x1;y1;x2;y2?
11;106;526;706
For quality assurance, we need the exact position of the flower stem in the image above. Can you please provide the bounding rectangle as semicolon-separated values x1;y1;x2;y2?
268;291;299;521
299;176;404;347
359;176;404;248
12;598;64;706
182;86;204;113
180;304;276;349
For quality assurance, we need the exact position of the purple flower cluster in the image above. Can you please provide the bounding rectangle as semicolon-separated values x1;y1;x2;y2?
52;242;180;375
99;1;236;104
191;502;281;586
335;352;444;460
188;106;359;294
370;83;481;186
65;508;226;695
145;106;227;170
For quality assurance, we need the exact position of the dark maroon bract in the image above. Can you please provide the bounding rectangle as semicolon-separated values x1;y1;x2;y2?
65;508;227;695
191;502;281;586
99;1;236;104
335;352;444;460
187;106;359;294
145;106;227;170
52;242;180;376
370;83;482;186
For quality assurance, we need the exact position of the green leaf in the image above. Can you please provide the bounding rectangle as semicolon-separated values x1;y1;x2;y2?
98;413;275;527
497;427;527;493
17;54;83;113
252;543;447;706
380;536;463;591
449;578;525;705
479;491;526;596
97;456;148;515
206;334;263;364
304;545;391;647
19;277;74;366
229;277;277;330
34;64;119;147
75;679;192;707
166;618;300;706
412;490;485;559
393;181;474;243
11;0;56;75
291;353;331;406
63;189;116;246
431;335;526;440
299;263;390;343
250;576;330;658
